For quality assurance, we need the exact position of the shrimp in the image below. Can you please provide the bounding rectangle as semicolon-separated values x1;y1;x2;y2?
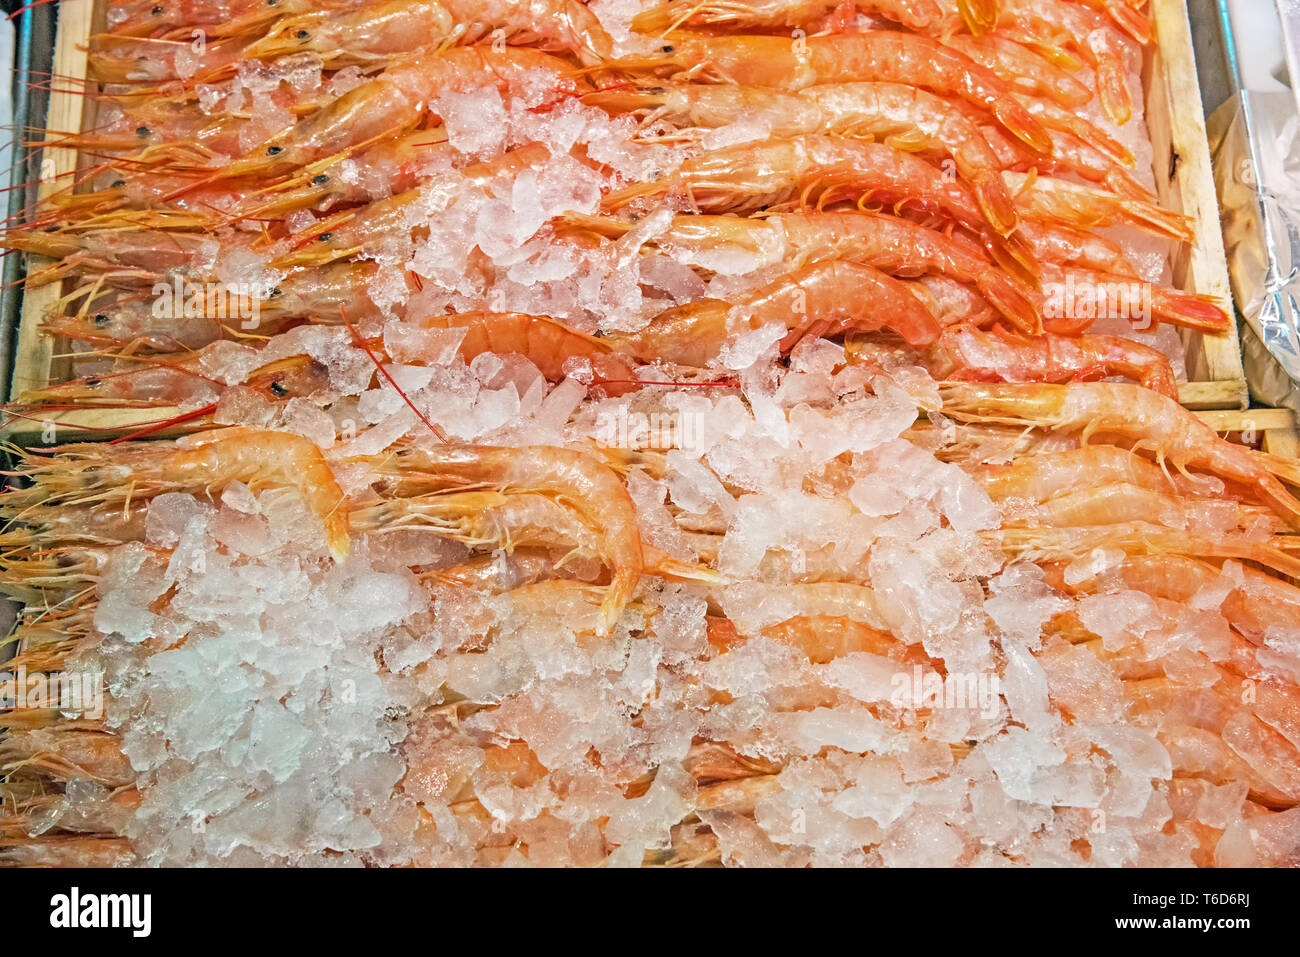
938;324;1179;397
42;263;389;349
354;445;643;635
1018;222;1139;277
1004;483;1282;536
602;135;1023;241
87;34;247;84
1002;171;1193;242
610;260;942;367
565;210;1040;332
940;381;1300;528
1039;264;1231;335
602;32;1054;156
972;446;1222;505
16;428;350;561
0;837;139;868
588;81;1022;234
629;0;942;32
415;312;643;395
272;143;554;269
989;523;1300;580
104;0;322;40
0;730;135;787
13;353;330;414
710;613;927;666
1064;554;1300;656
245;0;613;66
939;32;1092;109
996;0;1138;124
164;47;584;189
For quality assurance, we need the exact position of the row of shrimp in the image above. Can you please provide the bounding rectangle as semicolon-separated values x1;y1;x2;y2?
3;0;1300;867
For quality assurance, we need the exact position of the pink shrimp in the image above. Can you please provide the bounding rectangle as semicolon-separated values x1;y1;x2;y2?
565;210;1040;333
602;135;1023;245
939;324;1178;397
601;31;1054;156
629;0;943;32
415;312;642;395
609;260;942;366
355;445;644;635
587;81;1024;234
243;0;613;67
940;381;1300;528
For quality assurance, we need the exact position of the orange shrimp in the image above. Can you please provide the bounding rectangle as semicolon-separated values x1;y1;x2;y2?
610;260;942;367
630;0;942;32
415;312;642;394
565;210;1040;333
164;47;584;189
1018;221;1139;277
990;523;1300;581
971;446;1214;502
1039;264;1231;335
940;381;1300;528
272;143;553;269
603;135;1021;243
42;262;391;350
1004;483;1283;537
1002;171;1193;242
939;32;1092;109
602;32;1054;156
588;81;1022;234
244;0;613;67
357;445;643;635
996;0;1137;125
20;428;350;561
938;324;1178;397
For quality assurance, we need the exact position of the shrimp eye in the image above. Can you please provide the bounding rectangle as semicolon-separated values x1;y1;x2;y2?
111;179;126;188
151;5;163;13
269;380;289;397
136;126;151;138
84;378;101;388
268;287;283;298
660;45;674;53
318;232;334;242
648;86;666;94
593;329;607;338
93;314;110;327
312;174;329;186
267;145;284;156
296;29;309;39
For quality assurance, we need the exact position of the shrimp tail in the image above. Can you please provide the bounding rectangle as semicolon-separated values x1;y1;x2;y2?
973;174;1020;237
956;0;1000;34
978;273;1042;335
1150;286;1232;333
643;545;729;585
1106;2;1152;45
994;99;1055;157
1096;61;1134;126
982;230;1039;286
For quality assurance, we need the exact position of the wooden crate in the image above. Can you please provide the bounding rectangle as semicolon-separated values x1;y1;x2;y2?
1;0;1248;445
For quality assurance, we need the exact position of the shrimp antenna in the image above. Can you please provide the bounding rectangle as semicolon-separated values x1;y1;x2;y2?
338;305;447;443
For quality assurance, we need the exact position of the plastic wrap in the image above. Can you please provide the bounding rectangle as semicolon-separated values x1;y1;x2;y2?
1208;0;1300;410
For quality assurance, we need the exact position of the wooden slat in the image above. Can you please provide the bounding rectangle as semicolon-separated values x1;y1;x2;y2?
1195;408;1296;433
1145;0;1245;407
8;0;95;412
